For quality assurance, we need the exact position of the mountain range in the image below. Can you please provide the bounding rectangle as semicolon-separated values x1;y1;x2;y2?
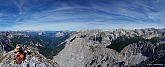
0;28;165;67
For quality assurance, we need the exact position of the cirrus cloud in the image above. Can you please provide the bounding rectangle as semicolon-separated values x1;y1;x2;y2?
0;0;165;31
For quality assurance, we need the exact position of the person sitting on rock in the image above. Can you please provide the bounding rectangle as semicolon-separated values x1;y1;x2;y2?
14;44;25;64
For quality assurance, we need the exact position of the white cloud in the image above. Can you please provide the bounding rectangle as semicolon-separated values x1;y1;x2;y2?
90;0;165;24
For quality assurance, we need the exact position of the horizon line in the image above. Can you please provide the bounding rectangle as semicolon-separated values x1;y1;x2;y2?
0;27;164;32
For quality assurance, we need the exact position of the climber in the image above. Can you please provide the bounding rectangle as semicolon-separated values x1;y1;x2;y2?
14;44;26;64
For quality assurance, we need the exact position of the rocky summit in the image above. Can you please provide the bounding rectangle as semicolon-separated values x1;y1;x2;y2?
1;28;165;67
0;47;59;67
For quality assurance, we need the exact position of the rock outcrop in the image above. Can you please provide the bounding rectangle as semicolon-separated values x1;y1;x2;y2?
0;46;59;67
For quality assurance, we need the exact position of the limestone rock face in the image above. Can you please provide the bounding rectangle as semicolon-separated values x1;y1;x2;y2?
55;32;64;37
53;37;122;67
120;41;153;66
53;28;165;67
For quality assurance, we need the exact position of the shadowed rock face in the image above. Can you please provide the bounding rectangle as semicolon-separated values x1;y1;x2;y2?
53;28;165;67
0;32;12;57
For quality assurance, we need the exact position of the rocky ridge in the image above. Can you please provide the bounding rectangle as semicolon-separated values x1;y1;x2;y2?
53;28;165;67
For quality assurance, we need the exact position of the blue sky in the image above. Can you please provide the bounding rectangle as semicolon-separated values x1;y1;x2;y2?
0;0;165;31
